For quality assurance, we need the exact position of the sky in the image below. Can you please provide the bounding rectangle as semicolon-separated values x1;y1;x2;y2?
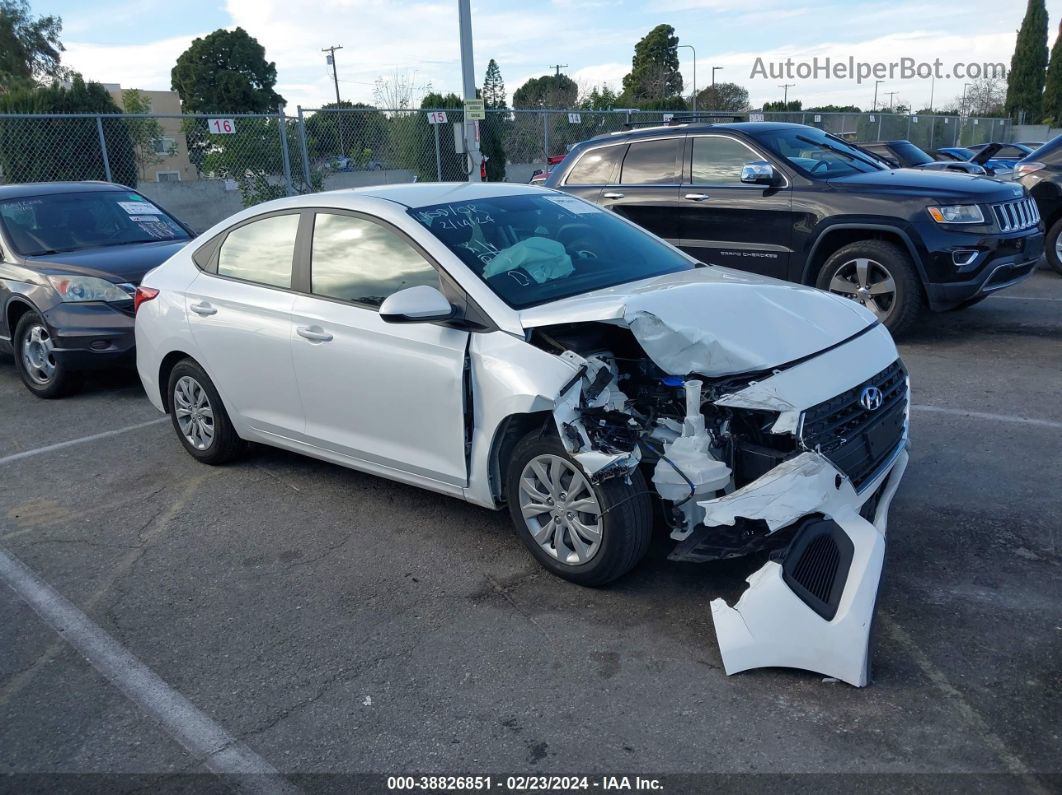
42;0;1050;112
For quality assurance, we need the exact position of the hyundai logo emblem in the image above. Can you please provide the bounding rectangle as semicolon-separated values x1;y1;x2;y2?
860;386;884;411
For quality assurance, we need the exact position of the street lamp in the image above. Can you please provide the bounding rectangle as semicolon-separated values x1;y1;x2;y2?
678;44;696;112
711;66;723;87
960;82;974;117
872;79;883;111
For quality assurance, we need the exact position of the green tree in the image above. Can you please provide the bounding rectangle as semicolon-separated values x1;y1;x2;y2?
304;101;388;166
122;88;167;180
695;82;750;112
0;76;137;185
622;24;683;104
804;104;862;113
1043;20;1062;123
171;27;284;113
481;59;507;182
0;0;64;89
392;93;465;182
512;74;578;108
1004;0;1048;122
762;99;802;112
578;86;619;111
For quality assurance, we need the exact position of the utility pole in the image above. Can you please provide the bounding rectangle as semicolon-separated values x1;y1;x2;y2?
778;83;795;107
548;64;568;77
872;80;883;111
678;45;696;112
322;45;343;104
885;91;898;111
458;0;482;182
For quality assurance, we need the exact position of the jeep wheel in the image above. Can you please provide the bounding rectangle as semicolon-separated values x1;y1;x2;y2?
1044;217;1062;276
817;240;924;337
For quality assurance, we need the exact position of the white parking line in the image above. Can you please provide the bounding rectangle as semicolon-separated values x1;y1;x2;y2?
912;404;1062;430
986;295;1062;302
0;545;299;794
0;417;168;466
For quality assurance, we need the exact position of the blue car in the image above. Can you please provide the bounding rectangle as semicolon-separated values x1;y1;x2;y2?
935;146;1014;178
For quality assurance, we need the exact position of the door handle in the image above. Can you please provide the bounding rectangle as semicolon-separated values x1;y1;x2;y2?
684;193;710;201
297;325;333;343
190;301;217;316
602;191;625;199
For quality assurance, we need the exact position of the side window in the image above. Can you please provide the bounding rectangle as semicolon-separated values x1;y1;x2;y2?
565;145;624;185
311;212;440;307
691;137;762;185
217;214;299;288
619;139;680;184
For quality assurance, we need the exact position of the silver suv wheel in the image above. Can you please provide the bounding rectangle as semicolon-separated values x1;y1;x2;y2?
173;375;215;451
827;257;897;322
21;323;56;385
518;454;602;565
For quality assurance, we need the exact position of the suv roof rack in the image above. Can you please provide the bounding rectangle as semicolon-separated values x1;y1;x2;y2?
621;112;747;130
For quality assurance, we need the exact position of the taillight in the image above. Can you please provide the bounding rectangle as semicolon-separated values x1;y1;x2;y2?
1015;161;1046;178
134;286;159;315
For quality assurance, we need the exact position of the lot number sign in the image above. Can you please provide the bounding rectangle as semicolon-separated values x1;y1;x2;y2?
426;111;448;124
208;118;236;134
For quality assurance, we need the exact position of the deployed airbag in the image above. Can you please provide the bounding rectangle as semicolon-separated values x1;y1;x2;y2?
483;237;574;284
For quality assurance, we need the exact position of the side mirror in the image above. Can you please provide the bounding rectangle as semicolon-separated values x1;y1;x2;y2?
740;160;779;186
379;284;454;324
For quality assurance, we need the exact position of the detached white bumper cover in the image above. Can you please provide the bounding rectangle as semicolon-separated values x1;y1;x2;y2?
708;446;909;687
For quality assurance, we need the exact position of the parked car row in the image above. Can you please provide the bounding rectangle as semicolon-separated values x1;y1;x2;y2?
0;122;1055;686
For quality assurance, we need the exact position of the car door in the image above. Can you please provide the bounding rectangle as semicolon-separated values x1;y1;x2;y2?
289;210;470;487
185;211;306;438
599;136;684;242
676;134;794;279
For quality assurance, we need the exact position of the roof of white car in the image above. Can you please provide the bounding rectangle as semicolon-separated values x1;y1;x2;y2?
329;181;551;208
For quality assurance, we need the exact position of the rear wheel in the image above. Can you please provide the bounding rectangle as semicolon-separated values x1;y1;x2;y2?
167;359;243;465
13;311;79;399
505;432;651;586
1044;217;1062;276
817;240;924;337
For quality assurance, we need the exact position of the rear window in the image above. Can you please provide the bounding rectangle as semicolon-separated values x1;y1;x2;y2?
0;190;189;256
620;138;681;184
565;145;624;185
890;142;933;166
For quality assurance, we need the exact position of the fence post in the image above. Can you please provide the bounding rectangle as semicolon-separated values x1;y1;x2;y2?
95;115;113;183
296;106;312;191
543;110;549;162
877;113;883;140
433;121;442;181
278;109;294;196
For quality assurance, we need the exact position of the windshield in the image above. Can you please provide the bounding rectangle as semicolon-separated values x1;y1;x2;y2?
890;141;934;166
749;127;886;177
0;191;189;256
410;193;695;309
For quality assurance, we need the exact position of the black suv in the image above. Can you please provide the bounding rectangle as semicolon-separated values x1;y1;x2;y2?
1014;135;1062;275
547;122;1042;335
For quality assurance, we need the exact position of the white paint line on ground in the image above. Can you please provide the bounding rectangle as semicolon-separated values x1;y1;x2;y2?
0;545;299;795
0;417;168;466
912;404;1062;430
882;616;1049;794
986;295;1062;302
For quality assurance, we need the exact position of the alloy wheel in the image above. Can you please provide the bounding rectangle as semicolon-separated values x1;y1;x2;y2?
827;257;897;322
518;454;602;565
1054;235;1062;263
173;375;215;451
20;323;56;385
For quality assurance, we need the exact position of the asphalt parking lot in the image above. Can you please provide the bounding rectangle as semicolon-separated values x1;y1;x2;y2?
1;271;1060;792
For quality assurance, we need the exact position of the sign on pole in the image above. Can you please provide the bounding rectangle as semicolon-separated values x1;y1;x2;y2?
662;113;674;122
567;112;581;124
749;113;765;122
463;99;485;120
426;111;448;125
208;118;236;134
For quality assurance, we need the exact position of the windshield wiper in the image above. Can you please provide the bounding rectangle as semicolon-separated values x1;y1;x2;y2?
795;135;883;171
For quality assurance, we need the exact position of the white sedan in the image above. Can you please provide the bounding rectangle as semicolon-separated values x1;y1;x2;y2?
135;183;909;686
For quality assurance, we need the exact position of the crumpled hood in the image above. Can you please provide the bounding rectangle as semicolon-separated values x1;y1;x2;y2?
518;267;876;376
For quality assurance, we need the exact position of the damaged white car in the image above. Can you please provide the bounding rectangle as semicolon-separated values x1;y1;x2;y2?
135;183;909;687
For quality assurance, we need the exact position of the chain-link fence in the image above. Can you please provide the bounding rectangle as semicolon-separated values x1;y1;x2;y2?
0;108;1014;231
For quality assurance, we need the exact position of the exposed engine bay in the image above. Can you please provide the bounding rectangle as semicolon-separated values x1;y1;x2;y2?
525;314;910;687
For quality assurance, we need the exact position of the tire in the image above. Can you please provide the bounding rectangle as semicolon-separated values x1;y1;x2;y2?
1044;216;1062;276
505;431;652;587
166;359;243;465
12;311;79;399
816;240;925;338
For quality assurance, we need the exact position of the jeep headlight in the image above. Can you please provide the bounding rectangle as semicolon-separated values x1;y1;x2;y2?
927;204;985;224
46;275;132;303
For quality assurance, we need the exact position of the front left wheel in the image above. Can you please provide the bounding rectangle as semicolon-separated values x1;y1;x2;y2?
167;359;243;465
13;311;79;399
505;432;652;587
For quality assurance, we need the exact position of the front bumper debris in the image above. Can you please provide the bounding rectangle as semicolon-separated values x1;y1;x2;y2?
708;446;908;687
